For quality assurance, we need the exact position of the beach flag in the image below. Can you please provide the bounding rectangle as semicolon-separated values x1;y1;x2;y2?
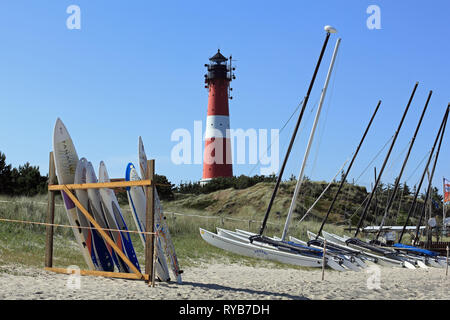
444;178;450;203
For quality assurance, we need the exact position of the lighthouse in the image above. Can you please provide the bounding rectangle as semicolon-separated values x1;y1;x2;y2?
201;49;235;185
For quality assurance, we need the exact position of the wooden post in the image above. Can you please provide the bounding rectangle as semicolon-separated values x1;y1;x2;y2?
322;239;327;281
446;245;449;277
151;231;157;286
145;159;155;286
45;152;56;268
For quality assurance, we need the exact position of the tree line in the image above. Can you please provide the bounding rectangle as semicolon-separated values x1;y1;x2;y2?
176;174;277;195
0;150;278;201
0;151;47;196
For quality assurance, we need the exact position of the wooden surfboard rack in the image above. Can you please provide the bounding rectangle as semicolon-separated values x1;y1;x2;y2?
44;151;157;287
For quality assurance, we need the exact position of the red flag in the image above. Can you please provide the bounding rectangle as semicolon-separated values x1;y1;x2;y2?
444;178;450;203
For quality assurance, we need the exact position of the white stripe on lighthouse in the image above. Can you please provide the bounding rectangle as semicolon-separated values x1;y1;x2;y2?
205;115;230;139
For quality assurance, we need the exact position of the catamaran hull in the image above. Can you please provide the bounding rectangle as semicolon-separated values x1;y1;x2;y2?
303;231;367;268
322;231;443;269
288;235;363;271
215;228;346;271
200;228;324;268
232;229;360;271
320;231;415;268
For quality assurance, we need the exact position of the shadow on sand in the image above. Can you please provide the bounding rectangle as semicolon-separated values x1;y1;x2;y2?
178;281;309;300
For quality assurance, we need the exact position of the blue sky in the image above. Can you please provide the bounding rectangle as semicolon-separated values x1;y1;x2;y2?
0;1;449;196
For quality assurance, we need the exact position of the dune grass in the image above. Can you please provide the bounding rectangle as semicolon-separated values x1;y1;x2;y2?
0;194;345;271
1;193;446;273
0;194;88;268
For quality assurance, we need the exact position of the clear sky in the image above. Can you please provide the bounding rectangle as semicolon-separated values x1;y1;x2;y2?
0;1;449;196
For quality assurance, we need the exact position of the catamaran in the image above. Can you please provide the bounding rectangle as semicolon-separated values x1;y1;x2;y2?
318;105;450;268
200;25;354;270
312;83;427;268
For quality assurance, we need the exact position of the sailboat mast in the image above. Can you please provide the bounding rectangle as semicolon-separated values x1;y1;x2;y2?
255;26;336;237
315;101;381;239
443;177;447;237
413;105;449;246
373;167;379;226
354;82;419;237
398;105;449;243
375;90;432;240
281;37;341;241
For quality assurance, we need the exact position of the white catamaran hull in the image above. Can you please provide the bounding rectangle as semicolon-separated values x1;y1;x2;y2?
216;228;349;270
212;228;347;271
321;231;416;269
321;231;441;269
231;229;356;271
303;231;367;268
200;228;326;268
287;235;363;271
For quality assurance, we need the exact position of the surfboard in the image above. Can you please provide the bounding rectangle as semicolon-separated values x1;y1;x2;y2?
85;161;120;272
125;163;170;282
74;158;115;271
52;118;95;270
98;161;140;273
139;136;183;283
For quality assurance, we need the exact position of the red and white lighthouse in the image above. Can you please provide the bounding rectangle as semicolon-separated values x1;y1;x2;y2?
201;49;235;184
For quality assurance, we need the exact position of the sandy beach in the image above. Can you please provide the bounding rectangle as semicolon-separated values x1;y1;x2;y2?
0;261;448;300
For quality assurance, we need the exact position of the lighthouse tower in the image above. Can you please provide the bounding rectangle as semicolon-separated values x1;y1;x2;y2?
201;49;235;184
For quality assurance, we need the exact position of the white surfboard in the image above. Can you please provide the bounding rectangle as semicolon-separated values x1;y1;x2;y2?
98;161;140;273
85;161;121;272
53;118;95;270
139;136;182;283
74;158;115;271
125;163;170;282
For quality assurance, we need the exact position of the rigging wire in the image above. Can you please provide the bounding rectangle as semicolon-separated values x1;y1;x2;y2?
347;191;372;221
247;97;304;176
395;182;406;224
353;134;394;184
287;96;323;214
309;46;340;178
405;150;431;183
386;139;411;174
293;49;340;223
348;150;432;226
248;90;321;178
294;157;350;226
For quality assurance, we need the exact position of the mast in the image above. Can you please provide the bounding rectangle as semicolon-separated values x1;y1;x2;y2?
315;100;381;239
412;105;449;246
354;82;418;237
373;167;378;226
254;26;337;238
443;177;447;237
375;90;432;240
399;105;449;243
281;37;341;241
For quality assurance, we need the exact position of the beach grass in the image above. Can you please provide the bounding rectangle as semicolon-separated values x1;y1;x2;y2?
0;195;332;271
1;194;447;273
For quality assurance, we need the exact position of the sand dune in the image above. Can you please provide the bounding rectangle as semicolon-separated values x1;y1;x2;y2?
0;262;448;300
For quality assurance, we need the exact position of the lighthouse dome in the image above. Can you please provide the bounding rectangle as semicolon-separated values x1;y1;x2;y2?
209;49;228;63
